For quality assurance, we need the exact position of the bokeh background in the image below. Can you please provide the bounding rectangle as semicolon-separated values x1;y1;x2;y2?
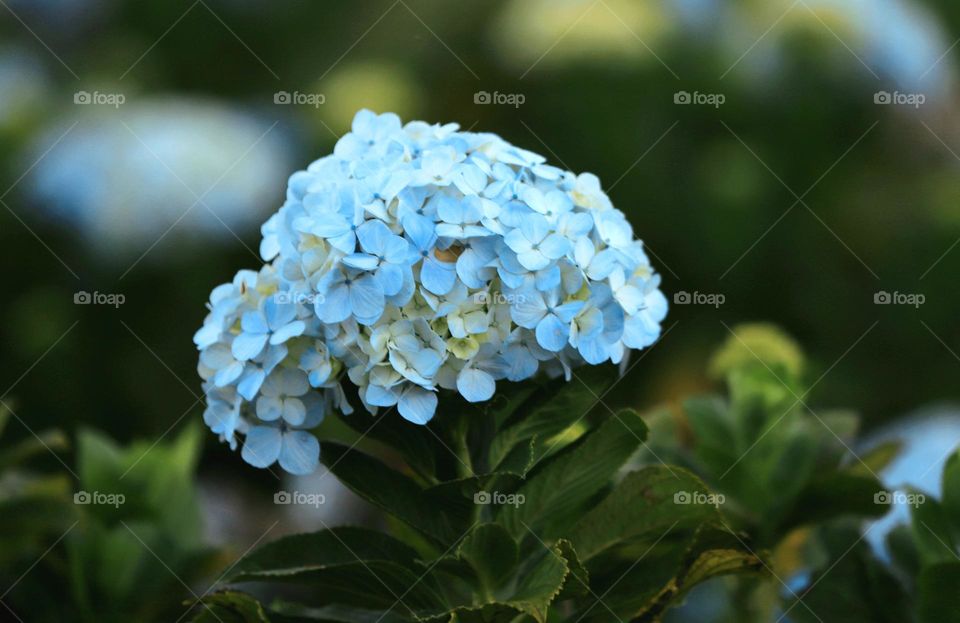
2;0;960;619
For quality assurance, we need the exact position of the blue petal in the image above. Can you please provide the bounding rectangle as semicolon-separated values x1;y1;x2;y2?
240;310;269;335
279;430;320;475
232;332;268;361
402;212;437;251
420;257;456;295
376;263;404;296
349;275;385;320
553;301;585;323
269;320;306;345
536;314;570;352
356;219;392;254
535;265;561;291
316;283;351;323
213;361;244;387
341;253;381;271
241;426;282;468
256;396;283;421
398;387;437;425
504;344;538;381
519;213;550;243
237;368;266;401
456;368;496;402
510;290;547;329
307;213;351;238
264;297;297;330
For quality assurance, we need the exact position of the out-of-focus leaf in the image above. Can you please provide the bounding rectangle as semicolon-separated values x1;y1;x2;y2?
789;524;911;623
784;471;886;532
850;440;903;477
0;428;69;471
910;496;958;567
709;323;804;381
942;448;960;529
917;561;960;623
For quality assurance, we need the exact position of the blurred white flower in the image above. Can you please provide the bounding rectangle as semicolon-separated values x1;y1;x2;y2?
27;97;292;253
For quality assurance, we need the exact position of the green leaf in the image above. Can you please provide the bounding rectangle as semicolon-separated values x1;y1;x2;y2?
456;524;518;599
918;561;960;623
428;526;571;623
336;411;440;482
488;366;617;472
623;541;765;622
709;323;804;381
789;524;911;623
0;428;69;471
225;527;419;582
911;496;958;567
270;602;408;623
568;466;715;562
505;542;569;623
850;440;902;477
321;442;472;545
942;448;960;528
498;408;648;540
554;539;590;600
684;396;738;478
189;591;270;623
784;471;886;532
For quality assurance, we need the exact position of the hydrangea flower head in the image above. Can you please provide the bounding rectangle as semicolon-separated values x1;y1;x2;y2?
195;110;668;475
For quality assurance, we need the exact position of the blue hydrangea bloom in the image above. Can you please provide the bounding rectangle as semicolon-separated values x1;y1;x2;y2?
195;110;667;475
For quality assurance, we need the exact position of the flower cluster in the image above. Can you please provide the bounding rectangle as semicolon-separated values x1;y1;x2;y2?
195;110;667;474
